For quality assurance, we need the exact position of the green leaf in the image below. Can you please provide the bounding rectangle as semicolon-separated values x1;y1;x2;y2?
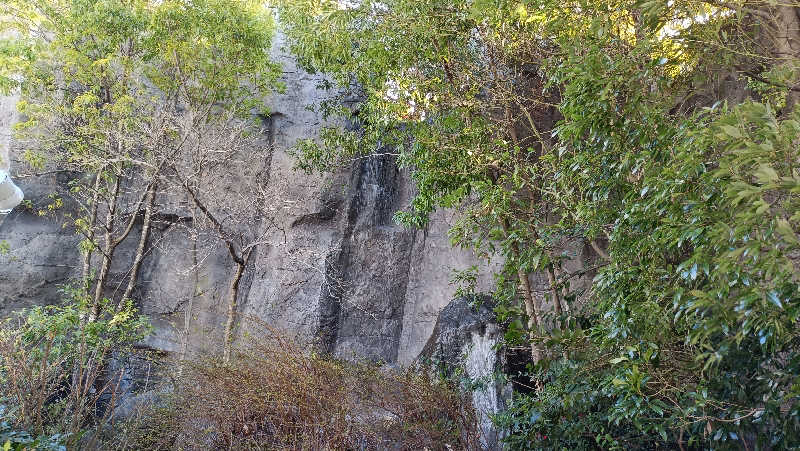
755;165;780;184
766;291;783;309
720;125;742;138
776;218;799;245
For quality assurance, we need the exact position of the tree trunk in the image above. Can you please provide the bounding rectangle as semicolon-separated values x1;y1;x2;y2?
752;2;800;115
547;262;562;319
554;263;571;316
82;172;102;287
517;266;543;362
91;176;120;320
589;239;611;261
119;182;157;310
774;4;800;114
223;261;245;363
501;217;543;362
496;111;545;362
181;226;199;362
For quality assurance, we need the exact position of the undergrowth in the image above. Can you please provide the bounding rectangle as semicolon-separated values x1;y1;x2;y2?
109;321;483;450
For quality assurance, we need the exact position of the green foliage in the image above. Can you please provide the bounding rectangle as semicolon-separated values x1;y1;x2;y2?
495;359;670;450
275;0;800;447
572;101;800;449
1;0;280;169
0;412;66;451
0;290;150;449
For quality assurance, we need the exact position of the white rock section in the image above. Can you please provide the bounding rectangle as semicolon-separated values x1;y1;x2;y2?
464;326;507;449
398;209;499;364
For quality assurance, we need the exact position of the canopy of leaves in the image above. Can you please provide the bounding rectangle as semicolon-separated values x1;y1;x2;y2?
273;0;800;447
0;0;280;173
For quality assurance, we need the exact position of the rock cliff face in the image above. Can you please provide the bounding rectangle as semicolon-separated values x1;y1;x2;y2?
421;297;510;449
0;31;494;366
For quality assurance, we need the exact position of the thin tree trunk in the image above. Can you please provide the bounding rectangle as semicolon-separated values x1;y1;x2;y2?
499;106;545;361
501;217;543;362
589;239;611;261
774;4;800;114
177;170;249;361
181;225;199;362
91;176;120;320
119;182;156;310
517;266;543;362
223;261;245;363
547;262;562;318
554;263;571;316
82;172;102;287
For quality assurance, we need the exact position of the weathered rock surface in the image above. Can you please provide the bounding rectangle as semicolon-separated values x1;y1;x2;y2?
0;31;495;366
421;297;510;450
0;172;81;314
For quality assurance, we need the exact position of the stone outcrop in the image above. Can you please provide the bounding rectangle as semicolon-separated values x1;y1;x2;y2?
421;297;510;450
0;31;495;366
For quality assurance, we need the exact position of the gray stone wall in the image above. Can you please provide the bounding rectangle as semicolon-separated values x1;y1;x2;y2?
0;30;495;365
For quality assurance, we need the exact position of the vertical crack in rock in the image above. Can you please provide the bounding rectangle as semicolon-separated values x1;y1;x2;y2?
259;112;282;187
231;245;258;336
317;242;350;354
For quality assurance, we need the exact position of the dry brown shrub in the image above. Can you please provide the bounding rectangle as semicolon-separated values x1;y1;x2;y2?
122;321;483;450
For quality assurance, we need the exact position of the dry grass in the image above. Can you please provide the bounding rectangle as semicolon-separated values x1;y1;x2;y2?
118;323;483;450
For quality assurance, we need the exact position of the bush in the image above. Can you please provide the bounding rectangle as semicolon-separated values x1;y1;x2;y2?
495;103;800;450
0;288;151;450
114;321;483;450
0;412;65;451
